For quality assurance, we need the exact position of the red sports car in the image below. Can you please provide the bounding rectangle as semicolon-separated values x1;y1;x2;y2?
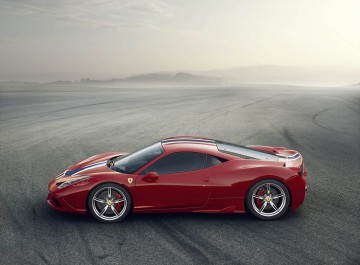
47;136;307;222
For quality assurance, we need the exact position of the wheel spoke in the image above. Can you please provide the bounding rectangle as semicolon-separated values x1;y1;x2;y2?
113;198;126;203
100;205;108;215
259;202;267;213
266;183;271;194
93;198;106;203
92;187;128;220
111;206;119;216
270;201;278;211
272;193;285;200
253;195;264;200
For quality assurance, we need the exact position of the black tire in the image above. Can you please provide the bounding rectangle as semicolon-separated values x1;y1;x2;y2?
246;179;290;220
87;183;132;223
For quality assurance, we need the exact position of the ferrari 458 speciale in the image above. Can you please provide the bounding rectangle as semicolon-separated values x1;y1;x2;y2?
48;136;307;222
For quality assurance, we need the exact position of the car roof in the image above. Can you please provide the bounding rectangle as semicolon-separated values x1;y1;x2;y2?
162;136;215;145
160;136;280;162
161;136;219;154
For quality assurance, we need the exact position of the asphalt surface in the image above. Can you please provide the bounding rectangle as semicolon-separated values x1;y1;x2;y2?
0;84;359;265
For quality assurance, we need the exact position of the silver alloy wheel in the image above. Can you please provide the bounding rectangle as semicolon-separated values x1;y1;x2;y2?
91;187;127;221
251;182;286;217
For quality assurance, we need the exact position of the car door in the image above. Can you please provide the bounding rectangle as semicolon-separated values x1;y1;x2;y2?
135;152;211;210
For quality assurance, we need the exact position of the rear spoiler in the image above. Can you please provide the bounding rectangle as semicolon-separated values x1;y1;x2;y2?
279;152;304;175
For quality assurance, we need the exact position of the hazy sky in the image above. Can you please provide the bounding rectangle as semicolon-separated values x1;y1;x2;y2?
1;0;359;81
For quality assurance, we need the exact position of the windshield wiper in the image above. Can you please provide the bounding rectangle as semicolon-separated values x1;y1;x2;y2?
107;157;115;169
108;155;126;170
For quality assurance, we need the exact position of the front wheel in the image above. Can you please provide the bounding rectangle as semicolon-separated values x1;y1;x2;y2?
88;183;132;223
246;179;290;220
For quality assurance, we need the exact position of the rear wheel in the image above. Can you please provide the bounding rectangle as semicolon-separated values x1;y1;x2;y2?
246;179;290;220
88;183;132;223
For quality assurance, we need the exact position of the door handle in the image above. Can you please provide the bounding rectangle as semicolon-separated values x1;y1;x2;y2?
203;177;210;182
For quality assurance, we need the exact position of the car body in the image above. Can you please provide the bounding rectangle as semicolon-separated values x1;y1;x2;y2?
47;136;307;222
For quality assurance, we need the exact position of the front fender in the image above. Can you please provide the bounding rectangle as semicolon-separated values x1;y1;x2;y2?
48;172;135;212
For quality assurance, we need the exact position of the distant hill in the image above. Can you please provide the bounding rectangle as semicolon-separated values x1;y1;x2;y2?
0;72;223;87
202;65;360;86
0;81;41;86
80;72;223;85
1;67;358;87
45;80;74;85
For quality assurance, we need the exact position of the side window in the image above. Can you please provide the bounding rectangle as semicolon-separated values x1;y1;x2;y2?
142;152;207;175
206;155;227;168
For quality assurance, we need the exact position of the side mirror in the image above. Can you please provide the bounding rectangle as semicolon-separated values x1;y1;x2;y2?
143;171;159;182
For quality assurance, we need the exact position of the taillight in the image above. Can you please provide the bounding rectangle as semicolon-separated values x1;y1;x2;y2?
289;164;303;175
300;163;304;176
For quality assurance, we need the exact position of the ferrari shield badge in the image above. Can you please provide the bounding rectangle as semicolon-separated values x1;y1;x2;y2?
127;178;133;184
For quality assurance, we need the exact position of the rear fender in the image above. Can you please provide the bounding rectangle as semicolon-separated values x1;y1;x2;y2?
208;163;298;200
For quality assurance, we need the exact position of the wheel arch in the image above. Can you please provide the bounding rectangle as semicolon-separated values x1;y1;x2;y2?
85;181;134;213
244;176;292;212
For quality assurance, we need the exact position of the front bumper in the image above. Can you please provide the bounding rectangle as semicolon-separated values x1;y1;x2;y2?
47;191;86;214
47;178;87;214
47;192;66;212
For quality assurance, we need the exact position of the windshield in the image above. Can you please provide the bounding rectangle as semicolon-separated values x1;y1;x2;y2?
114;142;164;174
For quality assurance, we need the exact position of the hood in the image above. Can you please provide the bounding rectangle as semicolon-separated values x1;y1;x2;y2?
64;152;128;176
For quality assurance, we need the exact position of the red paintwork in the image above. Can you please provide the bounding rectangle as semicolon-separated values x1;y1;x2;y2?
47;137;307;215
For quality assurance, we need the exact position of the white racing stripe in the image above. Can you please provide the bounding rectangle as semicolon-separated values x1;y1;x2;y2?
72;162;107;175
65;161;107;176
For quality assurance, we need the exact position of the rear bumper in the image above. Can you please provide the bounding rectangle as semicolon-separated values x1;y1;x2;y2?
285;173;307;210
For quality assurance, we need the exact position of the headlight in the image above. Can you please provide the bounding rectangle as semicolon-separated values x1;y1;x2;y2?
57;176;90;189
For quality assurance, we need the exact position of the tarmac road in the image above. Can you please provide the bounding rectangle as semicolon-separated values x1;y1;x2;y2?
0;84;359;265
